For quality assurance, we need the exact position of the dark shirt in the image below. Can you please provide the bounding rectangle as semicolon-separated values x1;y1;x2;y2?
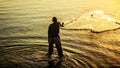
48;22;60;38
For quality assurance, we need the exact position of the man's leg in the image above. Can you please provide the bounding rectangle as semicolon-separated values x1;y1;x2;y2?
54;37;63;59
48;38;54;58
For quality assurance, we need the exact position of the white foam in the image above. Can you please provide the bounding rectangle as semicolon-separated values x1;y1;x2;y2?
64;10;120;32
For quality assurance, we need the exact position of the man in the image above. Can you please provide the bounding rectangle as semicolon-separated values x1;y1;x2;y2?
48;17;64;60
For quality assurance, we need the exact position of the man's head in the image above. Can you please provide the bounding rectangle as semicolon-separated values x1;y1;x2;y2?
52;17;57;23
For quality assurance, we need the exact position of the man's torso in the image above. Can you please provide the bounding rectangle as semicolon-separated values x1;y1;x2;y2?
48;22;60;38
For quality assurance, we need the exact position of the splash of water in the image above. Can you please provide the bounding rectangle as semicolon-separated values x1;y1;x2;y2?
64;10;120;32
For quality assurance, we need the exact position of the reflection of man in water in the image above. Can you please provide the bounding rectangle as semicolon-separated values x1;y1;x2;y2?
48;17;64;60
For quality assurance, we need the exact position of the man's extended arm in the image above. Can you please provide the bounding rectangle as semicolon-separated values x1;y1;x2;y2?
58;22;64;27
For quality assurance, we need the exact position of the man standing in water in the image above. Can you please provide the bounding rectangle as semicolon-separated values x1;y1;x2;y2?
48;17;64;60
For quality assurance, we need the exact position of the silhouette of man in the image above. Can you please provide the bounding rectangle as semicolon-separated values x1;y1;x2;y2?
48;17;64;60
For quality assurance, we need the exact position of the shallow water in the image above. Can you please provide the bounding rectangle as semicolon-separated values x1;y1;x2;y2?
0;0;120;68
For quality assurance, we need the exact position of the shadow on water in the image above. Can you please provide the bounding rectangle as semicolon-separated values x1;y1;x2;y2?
48;60;62;68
